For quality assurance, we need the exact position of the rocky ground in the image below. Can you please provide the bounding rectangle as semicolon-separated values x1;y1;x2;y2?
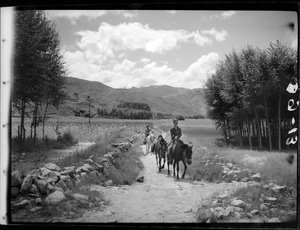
10;134;297;225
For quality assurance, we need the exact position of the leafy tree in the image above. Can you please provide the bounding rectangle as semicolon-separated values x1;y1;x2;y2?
13;9;67;144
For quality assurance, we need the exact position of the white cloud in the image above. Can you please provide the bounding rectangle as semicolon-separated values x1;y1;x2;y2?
193;31;213;46
45;10;138;24
201;28;228;42
141;57;151;63
45;10;108;24
221;11;236;19
63;49;219;89
209;11;236;20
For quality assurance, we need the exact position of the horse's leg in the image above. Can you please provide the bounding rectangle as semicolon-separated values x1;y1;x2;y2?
181;162;187;179
161;151;165;169
173;161;176;177
158;153;161;172
167;155;170;175
176;161;180;179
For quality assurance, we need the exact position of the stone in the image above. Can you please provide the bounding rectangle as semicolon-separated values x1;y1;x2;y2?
41;167;52;177
11;170;22;187
260;204;268;211
104;179;113;186
60;175;69;182
250;210;260;215
218;194;229;199
13;199;30;210
94;163;104;172
36;179;48;194
71;193;89;201
265;197;277;203
227;163;233;169
251;173;261;182
54;186;64;193
267;217;280;223
11;187;20;198
35;198;42;204
45;191;66;203
241;177;250;182
81;172;88;179
29;184;39;194
56;180;67;191
196;209;212;223
45;163;61;172
20;175;34;194
30;207;42;212
270;185;287;193
231;199;246;208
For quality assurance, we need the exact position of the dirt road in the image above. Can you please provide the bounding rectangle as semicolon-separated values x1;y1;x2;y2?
70;145;247;223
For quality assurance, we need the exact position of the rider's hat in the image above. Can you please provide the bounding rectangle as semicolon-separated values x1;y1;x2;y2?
172;118;178;123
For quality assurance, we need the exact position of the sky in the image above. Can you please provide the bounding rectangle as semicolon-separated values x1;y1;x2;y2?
44;9;298;89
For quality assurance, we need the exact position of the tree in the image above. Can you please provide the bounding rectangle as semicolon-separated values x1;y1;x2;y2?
13;10;67;144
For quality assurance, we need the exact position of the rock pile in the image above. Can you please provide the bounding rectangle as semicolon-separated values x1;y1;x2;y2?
11;134;139;214
196;155;296;223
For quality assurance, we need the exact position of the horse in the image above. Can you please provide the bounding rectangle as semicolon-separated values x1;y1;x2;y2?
145;131;155;154
167;140;193;179
153;135;168;172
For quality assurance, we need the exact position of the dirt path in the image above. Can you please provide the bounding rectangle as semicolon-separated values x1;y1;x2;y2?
69;145;247;223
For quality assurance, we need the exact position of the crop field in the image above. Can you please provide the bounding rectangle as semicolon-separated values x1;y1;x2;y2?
11;116;152;143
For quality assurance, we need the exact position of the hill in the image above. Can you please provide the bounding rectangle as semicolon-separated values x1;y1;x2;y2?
53;77;207;118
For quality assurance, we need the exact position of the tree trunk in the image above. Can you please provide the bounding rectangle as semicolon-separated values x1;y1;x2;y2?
254;109;262;150
20;99;26;146
278;92;282;151
42;101;49;140
33;102;39;143
246;117;252;149
264;96;272;151
238;124;243;147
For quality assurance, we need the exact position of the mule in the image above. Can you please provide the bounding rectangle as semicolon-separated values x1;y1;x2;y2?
153;135;168;172
145;131;155;154
167;140;193;179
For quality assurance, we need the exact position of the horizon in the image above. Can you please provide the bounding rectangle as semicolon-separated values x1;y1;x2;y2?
65;76;204;90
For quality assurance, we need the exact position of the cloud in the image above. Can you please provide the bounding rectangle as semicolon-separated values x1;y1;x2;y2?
74;22;192;62
220;11;236;19
201;28;228;42
209;11;236;20
45;10;108;24
63;48;219;89
45;10;138;24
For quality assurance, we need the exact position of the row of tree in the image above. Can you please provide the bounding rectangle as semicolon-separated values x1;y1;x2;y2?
204;41;298;151
117;101;151;111
12;10;67;144
97;102;153;119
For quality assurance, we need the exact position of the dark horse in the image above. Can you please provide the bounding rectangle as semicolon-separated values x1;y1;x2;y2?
153;135;168;171
167;140;193;179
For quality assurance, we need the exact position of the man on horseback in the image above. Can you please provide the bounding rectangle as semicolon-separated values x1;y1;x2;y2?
144;125;153;144
167;118;182;164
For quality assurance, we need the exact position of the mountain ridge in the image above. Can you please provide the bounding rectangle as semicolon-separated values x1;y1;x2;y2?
54;77;207;118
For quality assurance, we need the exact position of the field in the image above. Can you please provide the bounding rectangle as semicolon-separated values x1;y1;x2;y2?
11;116;151;143
10;116;297;223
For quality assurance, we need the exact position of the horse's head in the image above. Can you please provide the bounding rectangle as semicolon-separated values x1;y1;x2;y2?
183;143;193;165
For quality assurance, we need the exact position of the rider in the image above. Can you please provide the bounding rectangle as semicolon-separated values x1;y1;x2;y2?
144;125;153;144
167;118;182;163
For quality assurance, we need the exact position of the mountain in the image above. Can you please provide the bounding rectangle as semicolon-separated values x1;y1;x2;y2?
53;77;207;117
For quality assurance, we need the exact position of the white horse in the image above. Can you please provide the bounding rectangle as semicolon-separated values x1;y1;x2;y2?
145;131;155;154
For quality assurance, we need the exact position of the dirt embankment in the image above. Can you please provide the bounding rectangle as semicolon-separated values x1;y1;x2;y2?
69;145;247;223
